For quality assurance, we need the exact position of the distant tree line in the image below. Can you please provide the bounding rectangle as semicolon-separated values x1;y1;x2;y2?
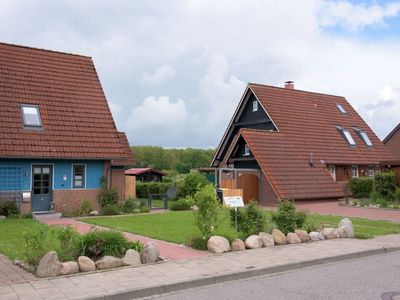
131;146;215;173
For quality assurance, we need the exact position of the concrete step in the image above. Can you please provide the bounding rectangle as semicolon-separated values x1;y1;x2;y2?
33;212;62;220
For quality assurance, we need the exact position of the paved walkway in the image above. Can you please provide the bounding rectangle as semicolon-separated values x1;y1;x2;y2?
0;255;36;286
40;218;208;260
1;234;400;300
267;200;400;222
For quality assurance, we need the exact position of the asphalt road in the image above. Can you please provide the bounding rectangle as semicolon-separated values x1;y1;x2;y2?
142;251;400;300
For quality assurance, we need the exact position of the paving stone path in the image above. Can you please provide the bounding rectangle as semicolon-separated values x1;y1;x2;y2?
0;255;36;286
40;218;209;260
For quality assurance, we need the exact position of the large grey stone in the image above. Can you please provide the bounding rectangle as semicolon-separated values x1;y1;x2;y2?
95;256;123;270
78;256;96;272
309;231;321;241
122;249;142;266
287;232;301;244
141;241;160;263
207;236;231;254
245;235;263;249
259;232;275;247
36;251;61;278
231;239;246;251
89;210;99;216
0;215;6;220
295;229;310;243
339;218;353;228
338;225;354;238
271;229;288;245
60;261;79;275
322;227;339;239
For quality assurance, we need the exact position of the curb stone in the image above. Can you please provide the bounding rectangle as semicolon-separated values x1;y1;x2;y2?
86;246;400;300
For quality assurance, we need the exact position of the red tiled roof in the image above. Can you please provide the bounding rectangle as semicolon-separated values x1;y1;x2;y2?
0;42;133;161
125;168;166;176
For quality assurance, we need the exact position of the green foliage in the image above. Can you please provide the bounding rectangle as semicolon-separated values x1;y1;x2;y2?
194;184;220;240
0;200;19;216
349;177;373;198
230;201;266;239
140;206;151;213
271;200;308;234
101;204;120;215
394;188;400;201
181;172;209;197
132;146;215;173
23;227;48;266
188;236;208;250
81;230;140;259
98;187;119;207
136;182;170;198
80;199;93;216
169;197;194;211
122;197;140;213
55;227;82;262
303;221;323;233
373;172;397;198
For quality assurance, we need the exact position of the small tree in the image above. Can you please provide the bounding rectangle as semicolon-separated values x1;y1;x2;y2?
181;172;209;197
194;184;220;240
230;201;266;238
271;200;307;234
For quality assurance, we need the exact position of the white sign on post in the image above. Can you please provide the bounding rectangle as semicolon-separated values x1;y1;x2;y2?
223;196;245;208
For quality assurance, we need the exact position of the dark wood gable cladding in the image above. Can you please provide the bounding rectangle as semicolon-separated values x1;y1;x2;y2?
212;88;277;167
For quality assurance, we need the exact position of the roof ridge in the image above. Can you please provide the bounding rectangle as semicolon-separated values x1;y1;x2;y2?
239;128;279;134
383;122;400;143
0;42;91;59
248;82;345;99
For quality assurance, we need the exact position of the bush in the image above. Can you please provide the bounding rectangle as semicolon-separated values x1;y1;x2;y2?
81;230;141;259
349;177;373;198
55;227;82;262
98;187;119;207
80;199;93;216
122;197;140;213
136;182;170;198
393;188;400;201
194;184;220;240
188;236;208;250
0;200;19;216
169;197;194;211
271;200;307;234
140;206;151;213
230;201;266;239
101;204;120;215
373;172;397;199
23;227;48;266
181;172;209;197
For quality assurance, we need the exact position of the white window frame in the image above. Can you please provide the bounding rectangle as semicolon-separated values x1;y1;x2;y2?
252;100;258;112
351;165;359;178
72;164;86;189
360;131;373;147
327;165;336;181
343;129;356;146
368;165;374;177
244;144;250;156
375;165;380;174
21;104;42;128
336;104;347;114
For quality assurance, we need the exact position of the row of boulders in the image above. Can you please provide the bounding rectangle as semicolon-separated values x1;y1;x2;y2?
32;241;160;278
207;218;354;254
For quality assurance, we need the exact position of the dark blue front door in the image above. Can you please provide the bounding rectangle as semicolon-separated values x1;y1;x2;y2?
31;165;52;211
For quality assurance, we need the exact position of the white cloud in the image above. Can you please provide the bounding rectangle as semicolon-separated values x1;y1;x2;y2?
142;65;176;84
318;1;400;31
108;101;122;116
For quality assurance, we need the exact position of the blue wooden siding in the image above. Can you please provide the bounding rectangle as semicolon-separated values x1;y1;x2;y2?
0;159;104;191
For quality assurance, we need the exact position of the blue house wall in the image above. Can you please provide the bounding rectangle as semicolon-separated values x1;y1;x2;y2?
0;159;104;191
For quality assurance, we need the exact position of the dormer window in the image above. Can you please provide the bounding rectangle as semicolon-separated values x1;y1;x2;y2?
21;104;42;127
336;104;347;114
353;127;373;147
244;144;250;156
252;100;258;112
335;125;356;146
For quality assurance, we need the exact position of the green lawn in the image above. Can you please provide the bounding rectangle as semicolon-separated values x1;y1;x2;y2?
0;218;49;260
81;210;400;244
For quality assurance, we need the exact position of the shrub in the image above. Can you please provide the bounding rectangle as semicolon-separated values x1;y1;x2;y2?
393;188;400;201
0;200;19;216
373;172;397;199
181;172;209;197
23;227;48;266
101;204;120;215
188;236;208;250
271;200;308;234
169;197;194;211
230;201;266;239
303;221;323;233
81;230;140;259
55;227;82;262
194;184;220;240
349;177;373;198
140;206;151;213
122;197;140;213
80;199;93;216
136;182;170;198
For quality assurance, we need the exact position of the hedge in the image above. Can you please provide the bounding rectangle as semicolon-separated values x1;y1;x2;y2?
136;182;170;198
349;177;373;198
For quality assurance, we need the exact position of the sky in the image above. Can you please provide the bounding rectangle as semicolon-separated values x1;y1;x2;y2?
1;0;400;148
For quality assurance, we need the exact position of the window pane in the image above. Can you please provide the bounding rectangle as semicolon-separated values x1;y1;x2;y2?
73;165;85;188
22;106;41;126
343;130;356;145
361;132;373;146
34;167;41;174
42;168;50;174
336;104;346;114
75;180;82;187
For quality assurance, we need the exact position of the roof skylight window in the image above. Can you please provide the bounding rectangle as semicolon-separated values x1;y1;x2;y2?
335;125;356;146
336;104;347;114
21;105;42;127
353;127;373;147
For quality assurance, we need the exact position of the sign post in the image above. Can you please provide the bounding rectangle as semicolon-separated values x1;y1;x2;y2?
223;196;245;232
